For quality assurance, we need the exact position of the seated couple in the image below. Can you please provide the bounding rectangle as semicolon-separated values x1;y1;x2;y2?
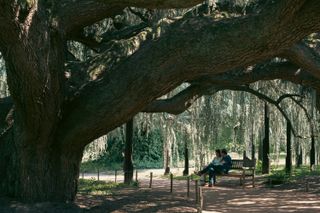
195;149;232;187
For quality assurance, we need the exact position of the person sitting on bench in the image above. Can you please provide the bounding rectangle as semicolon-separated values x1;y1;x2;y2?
211;149;222;165
196;149;232;186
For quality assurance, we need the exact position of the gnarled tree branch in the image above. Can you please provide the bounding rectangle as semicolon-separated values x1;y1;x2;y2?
193;61;320;92
143;85;217;114
283;42;320;79
59;0;204;36
57;0;320;148
222;85;301;137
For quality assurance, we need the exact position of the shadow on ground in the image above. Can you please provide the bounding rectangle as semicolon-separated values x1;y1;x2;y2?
202;176;320;213
1;175;319;212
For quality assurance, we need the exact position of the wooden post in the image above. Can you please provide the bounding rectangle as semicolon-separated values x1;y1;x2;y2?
306;179;309;192
115;170;117;183
170;173;173;193
187;176;190;197
81;172;84;179
149;172;153;188
135;170;138;182
198;186;203;213
97;168;100;181
195;180;199;203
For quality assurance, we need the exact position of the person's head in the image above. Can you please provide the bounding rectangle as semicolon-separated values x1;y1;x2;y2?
215;149;221;157
221;149;228;157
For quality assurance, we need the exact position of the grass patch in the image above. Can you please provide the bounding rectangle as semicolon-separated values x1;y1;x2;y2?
78;179;139;195
80;161;122;173
161;173;200;181
265;166;320;186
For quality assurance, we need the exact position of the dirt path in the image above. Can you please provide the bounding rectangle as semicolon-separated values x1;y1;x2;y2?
201;176;320;213
76;177;198;212
75;175;320;213
1;174;319;212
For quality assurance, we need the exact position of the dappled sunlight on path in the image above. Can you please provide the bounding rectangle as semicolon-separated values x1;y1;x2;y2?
73;175;320;212
202;177;320;213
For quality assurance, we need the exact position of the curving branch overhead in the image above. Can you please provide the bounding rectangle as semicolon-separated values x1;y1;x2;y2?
283;42;320;79
59;0;204;36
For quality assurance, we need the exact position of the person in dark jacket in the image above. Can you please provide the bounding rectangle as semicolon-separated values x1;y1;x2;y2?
196;149;232;186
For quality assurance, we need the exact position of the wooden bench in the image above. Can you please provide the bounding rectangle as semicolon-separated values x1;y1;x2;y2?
203;157;256;188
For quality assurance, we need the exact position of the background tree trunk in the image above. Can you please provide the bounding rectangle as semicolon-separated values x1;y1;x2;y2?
286;120;292;174
262;102;270;174
124;119;134;184
183;142;189;176
310;135;316;170
164;149;171;175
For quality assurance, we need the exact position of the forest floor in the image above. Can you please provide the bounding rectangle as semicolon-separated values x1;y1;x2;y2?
75;172;320;213
1;169;319;212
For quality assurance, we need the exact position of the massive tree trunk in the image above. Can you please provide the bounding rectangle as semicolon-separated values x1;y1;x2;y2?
0;2;79;202
0;129;83;202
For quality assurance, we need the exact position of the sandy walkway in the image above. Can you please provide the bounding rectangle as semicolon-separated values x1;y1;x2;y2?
75;175;320;212
1;172;319;212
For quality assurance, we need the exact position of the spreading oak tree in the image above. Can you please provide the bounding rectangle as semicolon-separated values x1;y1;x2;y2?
1;0;320;202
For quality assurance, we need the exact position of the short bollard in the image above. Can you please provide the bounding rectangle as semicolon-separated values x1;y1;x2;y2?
81;172;84;179
170;173;173;193
97;168;100;181
306;179;309;192
197;186;203;213
149;172;153;188
187;176;190;197
195;180;199;203
135;170;138;182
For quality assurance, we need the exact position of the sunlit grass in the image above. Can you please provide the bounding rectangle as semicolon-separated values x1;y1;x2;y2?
161;173;200;181
266;165;320;186
78;178;139;195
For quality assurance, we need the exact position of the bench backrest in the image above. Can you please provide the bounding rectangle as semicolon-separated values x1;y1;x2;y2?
231;158;256;169
231;160;244;169
243;158;256;167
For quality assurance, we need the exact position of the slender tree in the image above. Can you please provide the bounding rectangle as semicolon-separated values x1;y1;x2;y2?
183;141;189;176
124;118;134;184
286;120;292;173
262;102;270;174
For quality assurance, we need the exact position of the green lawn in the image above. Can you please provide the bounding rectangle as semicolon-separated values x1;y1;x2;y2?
78;179;138;195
